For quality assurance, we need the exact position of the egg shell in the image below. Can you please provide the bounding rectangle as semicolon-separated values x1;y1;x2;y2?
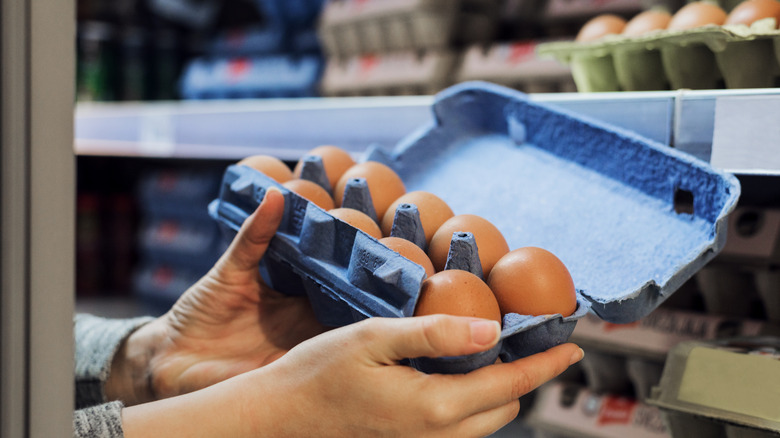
487;247;577;317
237;155;294;183
328;208;383;239
334;161;406;220
428;214;510;278
414;269;502;323
294;145;356;190
380;191;455;244
623;9;672;36
379;237;436;278
576;14;628;42
282;179;335;211
667;2;727;31
725;0;780;26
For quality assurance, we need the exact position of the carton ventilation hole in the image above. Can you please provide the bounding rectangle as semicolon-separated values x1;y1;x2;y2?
735;210;762;237
673;189;694;215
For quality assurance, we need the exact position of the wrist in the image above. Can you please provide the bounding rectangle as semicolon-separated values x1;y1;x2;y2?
123;373;256;438
237;367;297;437
105;318;165;405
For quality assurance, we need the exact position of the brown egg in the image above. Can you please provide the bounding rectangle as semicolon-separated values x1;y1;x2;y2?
623;9;672;36
334;161;406;220
667;1;727;30
328;208;382;239
380;237;436;278
576;14;628;42
380;191;455;243
237;155;294;183
428;215;510;277
283;179;335;211
487;247;577;317
414;270;502;324
293;145;356;190
725;0;780;26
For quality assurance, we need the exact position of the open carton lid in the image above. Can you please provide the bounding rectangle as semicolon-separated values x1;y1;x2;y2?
369;81;740;324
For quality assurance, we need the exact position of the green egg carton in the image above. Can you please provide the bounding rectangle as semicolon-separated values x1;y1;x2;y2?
537;19;780;92
648;337;780;438
537;34;672;92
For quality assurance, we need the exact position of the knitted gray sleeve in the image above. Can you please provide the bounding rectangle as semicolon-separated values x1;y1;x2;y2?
73;401;125;438
73;314;155;438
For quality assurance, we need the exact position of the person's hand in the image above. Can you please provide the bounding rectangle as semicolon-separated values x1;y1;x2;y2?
107;188;326;405
122;315;584;438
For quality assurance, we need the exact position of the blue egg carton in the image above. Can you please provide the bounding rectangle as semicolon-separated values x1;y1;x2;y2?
180;55;323;99
208;26;287;57
138;219;223;272
138;170;221;222
253;0;326;29
209;81;740;373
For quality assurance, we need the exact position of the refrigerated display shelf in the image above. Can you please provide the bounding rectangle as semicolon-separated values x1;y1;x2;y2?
75;87;780;175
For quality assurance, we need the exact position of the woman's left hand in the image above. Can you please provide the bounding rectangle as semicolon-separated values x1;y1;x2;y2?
106;188;326;405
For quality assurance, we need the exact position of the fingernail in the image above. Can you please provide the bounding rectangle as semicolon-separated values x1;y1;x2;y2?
470;320;500;346
263;186;282;201
570;348;584;365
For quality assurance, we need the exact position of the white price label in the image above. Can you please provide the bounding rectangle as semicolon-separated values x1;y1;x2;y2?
711;95;780;173
139;111;175;156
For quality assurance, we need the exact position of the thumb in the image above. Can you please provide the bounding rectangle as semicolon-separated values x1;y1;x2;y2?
221;187;285;273
360;315;501;364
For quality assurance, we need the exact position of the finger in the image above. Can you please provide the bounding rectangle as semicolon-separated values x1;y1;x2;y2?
450;400;520;438
222;187;285;272
446;343;583;415
356;315;501;365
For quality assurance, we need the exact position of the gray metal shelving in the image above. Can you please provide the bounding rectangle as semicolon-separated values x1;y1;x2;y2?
75;88;780;176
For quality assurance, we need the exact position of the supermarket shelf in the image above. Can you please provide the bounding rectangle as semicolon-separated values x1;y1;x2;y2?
525;382;670;438
570;308;772;362
75;96;436;162
75;88;780;175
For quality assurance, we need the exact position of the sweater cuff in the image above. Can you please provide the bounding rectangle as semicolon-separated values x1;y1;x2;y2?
73;401;125;438
74;314;155;408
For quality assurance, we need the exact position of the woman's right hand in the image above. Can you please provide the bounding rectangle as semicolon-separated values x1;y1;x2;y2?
123;314;582;438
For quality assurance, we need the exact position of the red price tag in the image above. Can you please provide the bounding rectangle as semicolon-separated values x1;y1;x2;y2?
359;55;378;76
507;43;537;64
598;396;637;426
153;266;174;288
228;59;250;82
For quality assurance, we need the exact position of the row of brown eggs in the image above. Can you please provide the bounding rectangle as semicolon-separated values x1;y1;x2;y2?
236;147;579;326
576;0;780;43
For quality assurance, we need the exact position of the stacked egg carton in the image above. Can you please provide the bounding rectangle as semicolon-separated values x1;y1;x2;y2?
318;0;499;96
525;285;778;437
694;206;780;325
645;207;780;438
133;169;225;314
648;337;780;438
525;381;671;438
455;40;577;94
453;0;588;94
180;0;325;99
455;0;688;95
537;0;780;92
